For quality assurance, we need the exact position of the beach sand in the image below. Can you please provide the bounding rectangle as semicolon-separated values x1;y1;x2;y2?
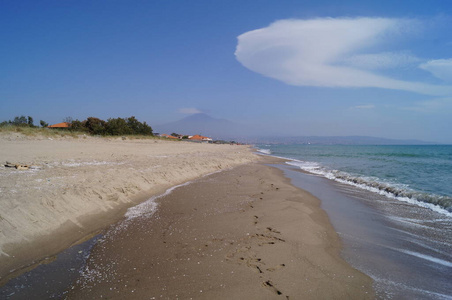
0;133;256;282
68;156;374;299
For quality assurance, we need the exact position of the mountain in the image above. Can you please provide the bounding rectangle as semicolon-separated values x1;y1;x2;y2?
155;114;437;144
154;113;248;140
249;135;436;145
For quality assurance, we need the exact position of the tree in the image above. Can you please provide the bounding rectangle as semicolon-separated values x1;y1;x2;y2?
40;120;49;128
12;116;28;126
63;116;73;124
126;116;153;135
138;121;153;135
83;117;106;135
70;119;87;132
27;116;34;127
106;117;132;135
126;116;140;133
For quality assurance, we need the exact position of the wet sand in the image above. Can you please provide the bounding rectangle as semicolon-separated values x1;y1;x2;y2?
0;134;256;283
278;163;452;299
67;157;374;299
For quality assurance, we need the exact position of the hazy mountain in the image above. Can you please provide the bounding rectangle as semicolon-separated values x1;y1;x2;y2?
249;135;436;145
154;113;249;140
155;114;437;144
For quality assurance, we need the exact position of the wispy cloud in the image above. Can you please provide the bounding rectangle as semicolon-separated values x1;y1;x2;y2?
419;59;452;82
178;108;203;114
235;17;452;96
351;104;376;109
341;52;420;70
401;98;452;113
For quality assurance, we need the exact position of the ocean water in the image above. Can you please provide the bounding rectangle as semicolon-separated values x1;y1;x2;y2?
258;144;452;299
258;145;452;215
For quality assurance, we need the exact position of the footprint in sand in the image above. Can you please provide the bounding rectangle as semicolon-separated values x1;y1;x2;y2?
253;215;259;225
262;280;283;295
266;227;281;234
266;264;285;272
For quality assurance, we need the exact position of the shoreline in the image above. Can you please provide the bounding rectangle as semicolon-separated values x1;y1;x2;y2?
0;134;257;283
278;163;452;298
66;157;374;299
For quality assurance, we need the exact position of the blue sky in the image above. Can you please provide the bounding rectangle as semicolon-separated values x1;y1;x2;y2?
1;0;452;142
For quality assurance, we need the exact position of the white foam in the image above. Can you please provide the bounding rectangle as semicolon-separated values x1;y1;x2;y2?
396;249;452;268
124;181;192;221
256;148;271;155
285;159;452;217
124;168;225;221
371;274;452;300
61;161;124;167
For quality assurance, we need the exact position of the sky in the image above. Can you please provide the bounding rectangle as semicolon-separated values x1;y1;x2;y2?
1;0;452;143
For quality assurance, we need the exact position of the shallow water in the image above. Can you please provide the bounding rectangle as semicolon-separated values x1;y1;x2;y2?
276;163;452;299
259;145;452;213
0;236;101;299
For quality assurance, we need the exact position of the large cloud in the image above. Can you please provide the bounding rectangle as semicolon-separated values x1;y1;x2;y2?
235;17;452;96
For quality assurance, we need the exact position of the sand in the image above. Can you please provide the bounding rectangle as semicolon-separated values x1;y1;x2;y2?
0;133;256;282
67;156;374;299
1;134;374;299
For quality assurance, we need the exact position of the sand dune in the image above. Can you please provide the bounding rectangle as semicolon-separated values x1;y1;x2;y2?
0;133;257;279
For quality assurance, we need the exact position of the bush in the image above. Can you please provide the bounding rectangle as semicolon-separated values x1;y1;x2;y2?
1;115;153;137
83;117;107;135
106;117;132;135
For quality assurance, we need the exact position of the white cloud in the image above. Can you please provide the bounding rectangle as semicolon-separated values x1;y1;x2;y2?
351;104;375;109
178;108;203;114
235;17;452;96
341;52;420;70
419;59;452;82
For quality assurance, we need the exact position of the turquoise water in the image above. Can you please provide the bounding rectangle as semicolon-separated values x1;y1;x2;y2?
257;145;452;214
260;144;452;298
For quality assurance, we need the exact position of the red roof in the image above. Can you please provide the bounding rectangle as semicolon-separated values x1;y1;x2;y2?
161;134;179;139
189;134;211;141
48;122;71;128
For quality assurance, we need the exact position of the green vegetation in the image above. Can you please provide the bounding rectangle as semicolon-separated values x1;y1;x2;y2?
0;115;36;127
74;116;153;135
1;115;154;137
40;120;49;128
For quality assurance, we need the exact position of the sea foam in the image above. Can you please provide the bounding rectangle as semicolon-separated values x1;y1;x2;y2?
286;159;452;216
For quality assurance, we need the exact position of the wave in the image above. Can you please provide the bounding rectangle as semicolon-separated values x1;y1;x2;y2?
286;160;452;215
256;148;272;155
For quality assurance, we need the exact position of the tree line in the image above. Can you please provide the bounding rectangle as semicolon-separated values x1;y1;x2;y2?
0;115;41;127
1;116;153;136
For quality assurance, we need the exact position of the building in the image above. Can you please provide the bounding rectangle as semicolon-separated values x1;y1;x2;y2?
189;134;212;142
160;134;180;139
48;122;71;129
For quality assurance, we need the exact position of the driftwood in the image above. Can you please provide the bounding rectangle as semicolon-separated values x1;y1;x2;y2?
5;161;30;170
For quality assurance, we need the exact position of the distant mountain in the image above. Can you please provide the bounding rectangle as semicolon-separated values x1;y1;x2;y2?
155;114;437;144
154;113;248;140
249;135;436;145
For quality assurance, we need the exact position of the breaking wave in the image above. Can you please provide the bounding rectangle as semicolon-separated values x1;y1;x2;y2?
257;148;272;155
286;159;452;215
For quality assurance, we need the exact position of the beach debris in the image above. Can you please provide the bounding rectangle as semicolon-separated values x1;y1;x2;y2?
4;161;41;170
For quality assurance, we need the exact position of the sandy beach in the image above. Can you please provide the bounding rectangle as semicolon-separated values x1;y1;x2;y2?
66;157;373;299
0;133;256;283
0;134;374;298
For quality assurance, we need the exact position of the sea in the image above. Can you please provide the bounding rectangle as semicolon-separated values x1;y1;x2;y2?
257;144;452;299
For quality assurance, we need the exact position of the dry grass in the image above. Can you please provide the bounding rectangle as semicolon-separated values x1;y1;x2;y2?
0;126;169;140
0;126;81;138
